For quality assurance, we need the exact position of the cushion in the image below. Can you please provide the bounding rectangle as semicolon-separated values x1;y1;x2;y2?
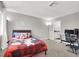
12;32;29;39
27;33;31;38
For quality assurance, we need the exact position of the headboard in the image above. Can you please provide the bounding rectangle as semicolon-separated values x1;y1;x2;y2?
13;30;31;33
12;30;32;39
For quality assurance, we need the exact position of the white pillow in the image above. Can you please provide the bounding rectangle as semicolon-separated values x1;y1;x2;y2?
24;39;32;43
11;42;21;45
27;33;31;38
11;38;23;43
24;39;34;46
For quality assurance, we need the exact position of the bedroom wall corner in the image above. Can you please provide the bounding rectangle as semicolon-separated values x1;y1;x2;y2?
0;2;8;50
6;11;48;40
59;12;79;41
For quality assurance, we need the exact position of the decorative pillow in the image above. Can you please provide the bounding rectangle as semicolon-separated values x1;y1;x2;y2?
27;33;29;38
12;32;20;39
20;33;27;39
27;33;31;38
12;32;28;39
16;35;20;39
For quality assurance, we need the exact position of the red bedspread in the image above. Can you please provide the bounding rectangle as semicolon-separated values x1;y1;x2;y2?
4;39;47;57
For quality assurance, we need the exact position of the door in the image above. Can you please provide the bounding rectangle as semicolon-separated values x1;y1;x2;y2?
53;21;61;40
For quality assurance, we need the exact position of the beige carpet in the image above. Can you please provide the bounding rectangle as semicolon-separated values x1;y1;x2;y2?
0;39;79;57
43;39;78;57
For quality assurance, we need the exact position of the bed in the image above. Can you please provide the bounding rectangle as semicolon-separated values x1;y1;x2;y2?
4;30;48;57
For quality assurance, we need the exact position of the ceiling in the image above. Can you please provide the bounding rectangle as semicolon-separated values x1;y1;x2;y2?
3;1;79;20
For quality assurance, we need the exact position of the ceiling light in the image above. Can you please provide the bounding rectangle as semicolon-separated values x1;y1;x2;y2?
46;21;52;26
49;1;56;7
43;17;54;21
7;17;10;21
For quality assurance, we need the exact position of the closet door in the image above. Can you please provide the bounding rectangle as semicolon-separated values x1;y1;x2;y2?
6;20;8;40
0;13;2;50
49;25;54;40
53;21;61;40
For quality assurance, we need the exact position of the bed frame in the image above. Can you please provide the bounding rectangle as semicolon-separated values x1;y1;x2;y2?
7;30;47;56
13;30;31;33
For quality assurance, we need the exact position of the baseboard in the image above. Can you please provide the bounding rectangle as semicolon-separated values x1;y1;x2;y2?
0;48;2;50
2;47;7;50
1;46;7;50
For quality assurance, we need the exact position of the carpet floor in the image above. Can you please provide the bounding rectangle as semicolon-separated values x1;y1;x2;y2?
0;39;79;57
44;39;79;57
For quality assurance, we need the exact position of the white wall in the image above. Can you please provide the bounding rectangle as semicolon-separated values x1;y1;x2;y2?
6;11;48;40
0;2;8;50
0;2;3;50
58;12;79;40
2;10;8;50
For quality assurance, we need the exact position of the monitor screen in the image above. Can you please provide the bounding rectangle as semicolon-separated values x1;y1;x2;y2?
65;30;74;34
